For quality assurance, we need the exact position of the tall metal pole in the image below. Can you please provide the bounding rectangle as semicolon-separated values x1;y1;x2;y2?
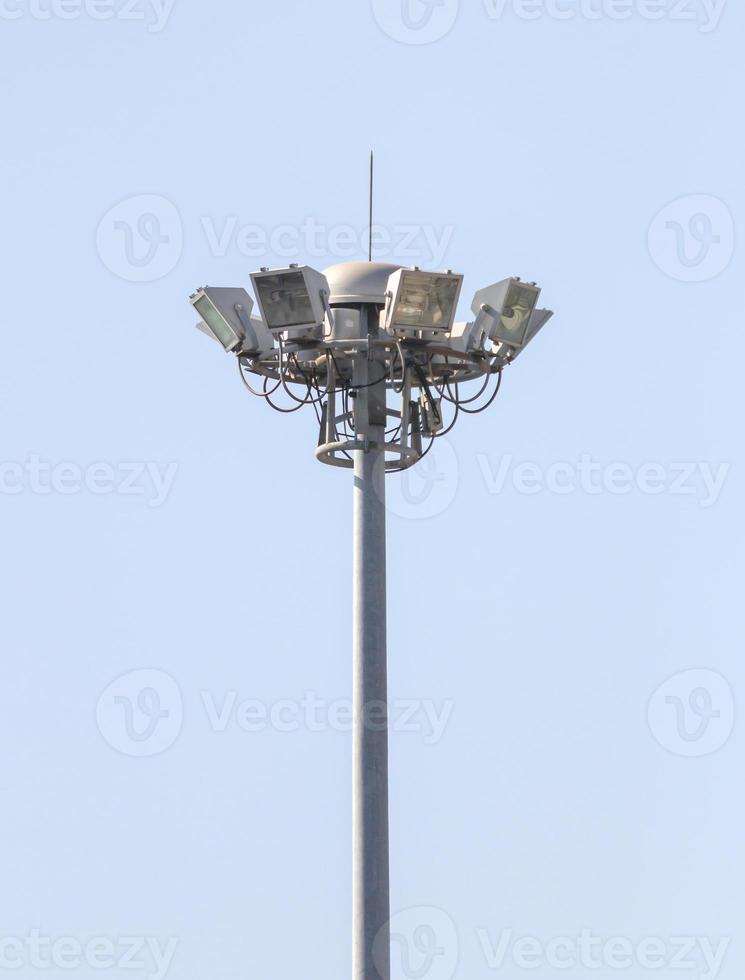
351;309;390;980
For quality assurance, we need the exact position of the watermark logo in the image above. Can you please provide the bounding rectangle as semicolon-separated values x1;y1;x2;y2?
97;203;454;279
484;0;727;32
96;669;183;757
97;681;452;753
97;195;182;282
370;0;459;44
477;927;730;979
648;669;735;757
476;454;730;508
0;457;178;507
0;931;178;980
200;691;453;745
377;907;458;980
385;438;459;520
648;195;735;281
0;0;176;31
201;216;454;267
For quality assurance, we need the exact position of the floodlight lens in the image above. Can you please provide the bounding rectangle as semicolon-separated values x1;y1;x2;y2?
254;271;315;330
394;272;461;330
493;283;538;346
193;294;241;350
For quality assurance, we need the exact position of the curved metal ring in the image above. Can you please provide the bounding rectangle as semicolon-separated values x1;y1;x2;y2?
315;439;420;472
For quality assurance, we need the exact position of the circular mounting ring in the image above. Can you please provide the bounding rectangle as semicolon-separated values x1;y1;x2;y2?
315;439;420;471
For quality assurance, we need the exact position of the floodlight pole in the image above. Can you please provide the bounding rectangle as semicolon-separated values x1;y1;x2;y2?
193;257;551;980
351;309;390;980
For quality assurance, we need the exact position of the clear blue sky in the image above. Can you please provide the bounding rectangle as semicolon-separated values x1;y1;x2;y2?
1;0;742;978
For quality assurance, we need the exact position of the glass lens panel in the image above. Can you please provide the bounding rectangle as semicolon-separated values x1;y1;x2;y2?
496;284;538;345
255;272;315;329
394;273;460;330
194;295;239;349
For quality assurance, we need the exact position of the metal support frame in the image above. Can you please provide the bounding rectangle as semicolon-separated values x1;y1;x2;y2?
352;309;390;980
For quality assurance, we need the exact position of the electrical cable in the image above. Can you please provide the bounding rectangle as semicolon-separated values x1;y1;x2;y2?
453;367;503;414
443;369;490;405
240;340;503;465
348;366;388;393
276;337;325;406
262;374;308;413
238;357;282;397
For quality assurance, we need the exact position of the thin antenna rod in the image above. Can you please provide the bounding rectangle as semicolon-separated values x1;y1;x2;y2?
368;151;374;262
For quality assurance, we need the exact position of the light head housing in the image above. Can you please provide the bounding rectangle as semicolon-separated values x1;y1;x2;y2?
471;278;541;348
190;286;273;355
384;269;463;338
250;265;330;340
494;307;554;363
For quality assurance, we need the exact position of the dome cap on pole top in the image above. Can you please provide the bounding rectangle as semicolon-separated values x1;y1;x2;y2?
323;261;402;306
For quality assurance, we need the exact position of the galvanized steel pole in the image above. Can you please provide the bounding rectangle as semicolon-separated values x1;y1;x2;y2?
351;310;390;980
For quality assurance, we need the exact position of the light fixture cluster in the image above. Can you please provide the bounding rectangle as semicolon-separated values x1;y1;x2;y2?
189;261;553;470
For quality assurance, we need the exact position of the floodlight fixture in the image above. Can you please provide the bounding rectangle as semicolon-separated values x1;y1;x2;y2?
250;264;331;339
492;308;555;364
384;268;463;337
190;286;272;355
471;277;541;348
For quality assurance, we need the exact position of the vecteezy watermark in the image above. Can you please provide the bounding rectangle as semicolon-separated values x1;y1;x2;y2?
200;691;454;745
0;930;178;980
648;195;735;280
96;196;455;282
371;0;727;43
379;452;730;520
96;669;183;758
376;907;459;980
648;668;735;758
0;457;178;508
370;0;459;45
200;216;455;267
476;928;730;979
483;0;727;32
96;675;453;755
476;454;730;508
97;195;182;282
0;0;176;32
